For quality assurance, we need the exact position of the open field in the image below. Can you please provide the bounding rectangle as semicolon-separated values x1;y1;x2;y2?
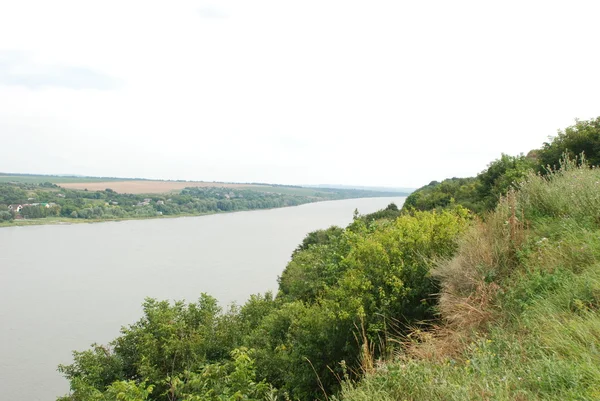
1;173;407;196
59;180;276;194
0;174;128;184
0;174;308;194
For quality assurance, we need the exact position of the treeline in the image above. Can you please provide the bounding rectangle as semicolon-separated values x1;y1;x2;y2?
404;116;600;213
0;183;402;223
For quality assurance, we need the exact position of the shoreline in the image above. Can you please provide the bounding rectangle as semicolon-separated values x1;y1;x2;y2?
0;196;407;228
0;204;311;228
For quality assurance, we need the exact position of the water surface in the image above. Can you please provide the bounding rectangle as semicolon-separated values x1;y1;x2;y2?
0;197;405;400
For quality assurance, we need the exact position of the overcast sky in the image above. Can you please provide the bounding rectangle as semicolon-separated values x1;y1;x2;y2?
1;1;599;188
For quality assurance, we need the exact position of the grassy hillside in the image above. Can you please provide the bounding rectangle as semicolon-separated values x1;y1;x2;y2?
337;161;600;401
403;117;600;215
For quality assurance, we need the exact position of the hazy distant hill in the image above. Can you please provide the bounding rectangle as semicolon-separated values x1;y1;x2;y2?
307;184;414;194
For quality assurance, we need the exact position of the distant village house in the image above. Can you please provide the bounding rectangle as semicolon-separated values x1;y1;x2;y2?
8;204;23;213
8;203;56;212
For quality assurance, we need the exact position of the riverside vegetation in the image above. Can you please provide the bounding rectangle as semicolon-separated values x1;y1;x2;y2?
58;117;600;400
0;182;403;226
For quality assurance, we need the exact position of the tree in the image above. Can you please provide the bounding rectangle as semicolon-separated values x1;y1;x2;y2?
291;226;343;256
360;203;402;223
21;205;48;219
169;348;271;401
272;208;470;398
476;153;536;210
0;210;13;221
537;116;600;170
0;185;27;204
403;177;480;212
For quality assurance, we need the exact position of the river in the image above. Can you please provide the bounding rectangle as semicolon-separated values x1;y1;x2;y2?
0;197;405;400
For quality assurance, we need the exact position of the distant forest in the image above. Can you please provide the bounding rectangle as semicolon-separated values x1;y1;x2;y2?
0;182;406;224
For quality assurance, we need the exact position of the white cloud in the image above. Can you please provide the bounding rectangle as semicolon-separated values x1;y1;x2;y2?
0;0;599;187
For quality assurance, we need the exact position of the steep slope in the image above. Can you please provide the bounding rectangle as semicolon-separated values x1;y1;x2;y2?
338;162;600;400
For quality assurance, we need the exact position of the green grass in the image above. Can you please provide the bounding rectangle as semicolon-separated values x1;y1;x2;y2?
337;163;600;401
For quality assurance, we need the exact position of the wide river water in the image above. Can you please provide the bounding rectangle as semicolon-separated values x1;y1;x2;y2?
0;196;405;400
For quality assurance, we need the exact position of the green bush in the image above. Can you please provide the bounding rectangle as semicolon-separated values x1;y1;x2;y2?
537;116;600;170
338;161;600;401
58;207;469;400
0;210;13;221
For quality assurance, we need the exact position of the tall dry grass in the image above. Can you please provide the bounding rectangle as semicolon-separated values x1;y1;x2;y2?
518;156;600;223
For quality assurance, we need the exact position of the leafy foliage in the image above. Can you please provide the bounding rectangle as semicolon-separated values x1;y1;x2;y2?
476;153;536;210
403;117;600;215
292;225;344;256
403;177;481;212
58;207;468;400
238;207;467;398
358;203;402;224
537;116;600;169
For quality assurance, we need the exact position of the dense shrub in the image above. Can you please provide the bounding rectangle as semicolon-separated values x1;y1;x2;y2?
0;210;12;221
58;207;469;400
537;116;600;170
